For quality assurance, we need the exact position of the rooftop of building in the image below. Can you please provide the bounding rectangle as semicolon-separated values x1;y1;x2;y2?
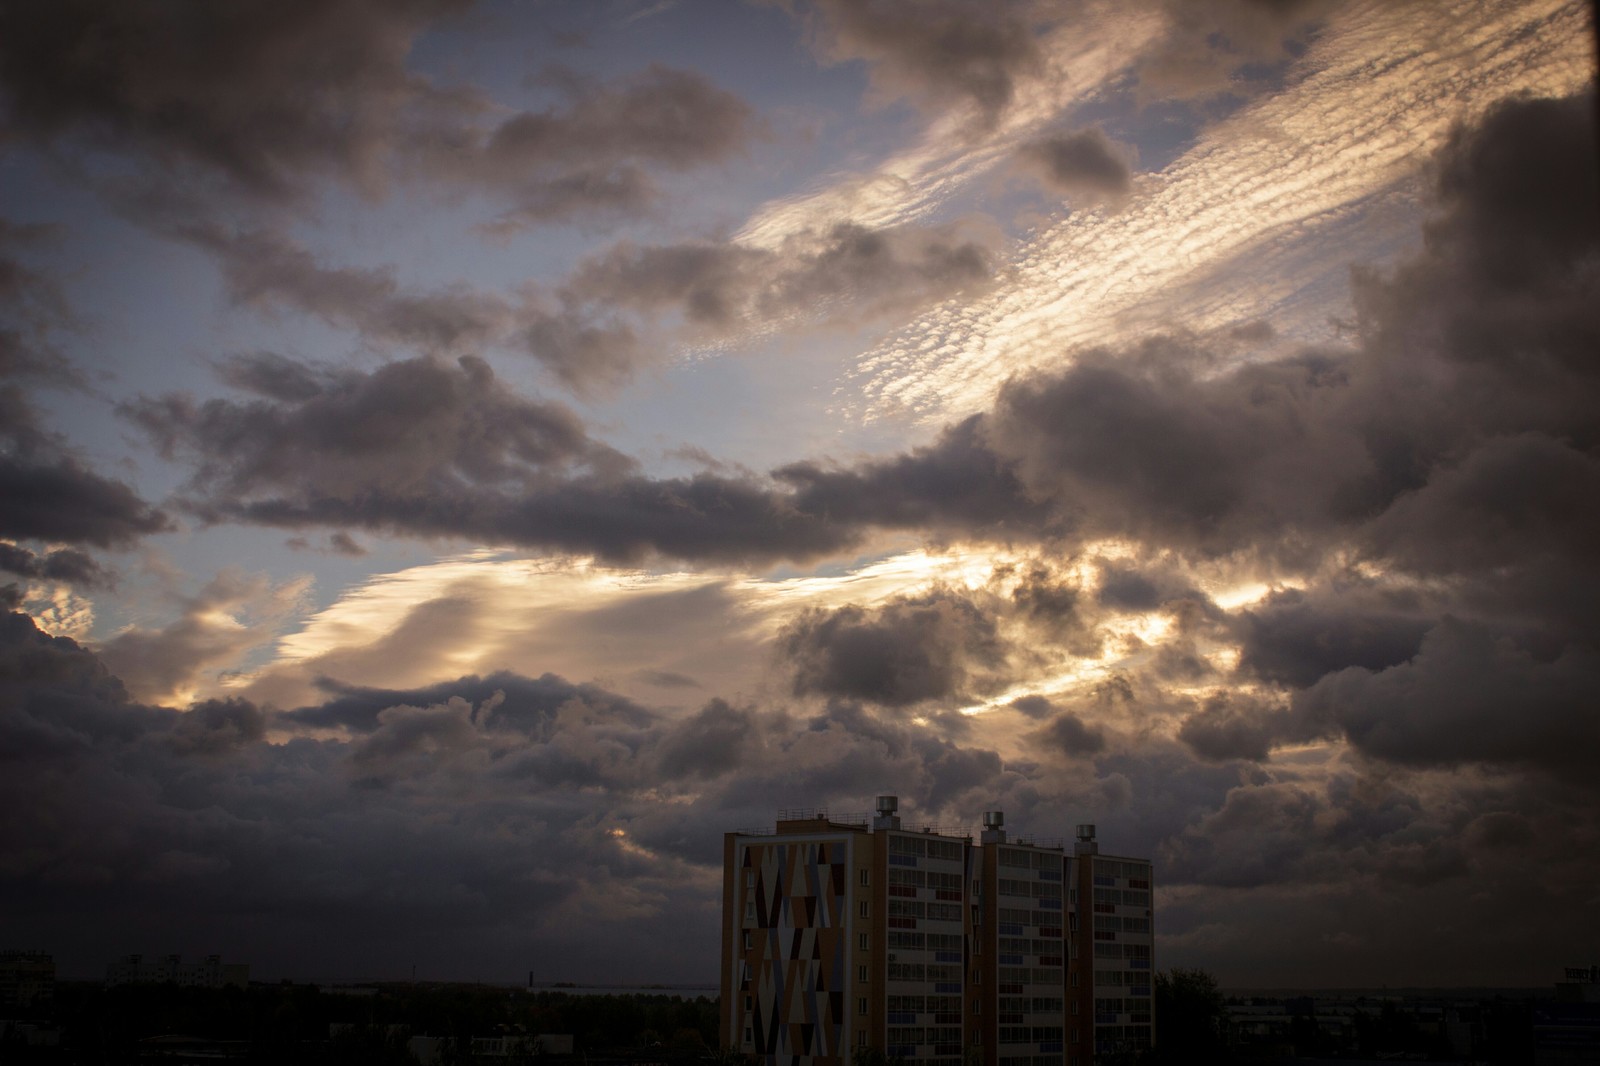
729;799;1066;849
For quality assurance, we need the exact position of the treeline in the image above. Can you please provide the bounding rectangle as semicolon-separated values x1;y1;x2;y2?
11;981;719;1063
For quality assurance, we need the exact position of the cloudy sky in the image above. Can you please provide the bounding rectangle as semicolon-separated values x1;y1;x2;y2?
2;0;1597;987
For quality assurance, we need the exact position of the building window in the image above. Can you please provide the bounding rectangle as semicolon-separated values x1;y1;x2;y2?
745;901;755;922
1070;972;1078;986
858;1032;867;1047
745;995;753;1012
743;1026;752;1046
860;868;870;886
973;1000;981;1014
859;933;869;951
859;901;870;918
858;997;868;1016
745;870;754;888
859;964;869;983
744;931;752;950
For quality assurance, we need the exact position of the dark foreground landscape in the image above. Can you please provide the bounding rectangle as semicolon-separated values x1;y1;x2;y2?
4;971;1593;1065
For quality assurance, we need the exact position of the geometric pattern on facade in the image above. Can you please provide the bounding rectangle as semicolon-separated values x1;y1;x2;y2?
745;840;847;1063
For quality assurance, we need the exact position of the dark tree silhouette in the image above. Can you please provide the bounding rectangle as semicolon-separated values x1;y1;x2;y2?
1151;967;1227;1064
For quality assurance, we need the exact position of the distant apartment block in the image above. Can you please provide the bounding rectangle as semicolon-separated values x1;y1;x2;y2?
105;953;249;989
720;797;1153;1066
0;951;54;1009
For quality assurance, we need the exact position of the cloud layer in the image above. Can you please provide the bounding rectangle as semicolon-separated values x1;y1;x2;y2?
1;0;1595;992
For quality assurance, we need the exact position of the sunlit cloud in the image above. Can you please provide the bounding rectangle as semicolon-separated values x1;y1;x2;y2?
845;0;1593;423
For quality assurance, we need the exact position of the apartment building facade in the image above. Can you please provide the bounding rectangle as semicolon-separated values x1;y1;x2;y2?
720;798;1153;1066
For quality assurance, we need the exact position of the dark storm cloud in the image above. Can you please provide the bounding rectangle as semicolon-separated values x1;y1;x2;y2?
654;698;757;781
122;356;869;563
231;469;860;565
780;587;1007;707
2;623;537;969
0;2;756;226
0;608;681;977
0;605;1027;978
1;386;171;549
122;353;627;502
1161;781;1331;888
5;602;1598;985
0;0;467;203
1176;694;1292;763
1017;128;1135;202
1232;585;1430;689
1006;563;1101;656
0;543;108;587
1428;90;1600;287
1298;618;1600;783
1009;694;1054;719
168;697;268;757
1095;559;1198;611
1034;709;1106;757
775;414;1049;537
983;343;1362;559
801;0;1046;126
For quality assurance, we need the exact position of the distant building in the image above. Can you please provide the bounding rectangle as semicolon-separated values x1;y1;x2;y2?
1536;965;1600;1065
720;796;1154;1066
409;1032;573;1064
0;951;54;1010
105;953;249;989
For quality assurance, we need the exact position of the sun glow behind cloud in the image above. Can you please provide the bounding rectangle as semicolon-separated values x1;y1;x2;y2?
239;536;1286;727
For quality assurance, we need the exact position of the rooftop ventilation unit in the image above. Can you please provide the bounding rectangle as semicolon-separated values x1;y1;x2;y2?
1075;823;1099;855
873;794;901;831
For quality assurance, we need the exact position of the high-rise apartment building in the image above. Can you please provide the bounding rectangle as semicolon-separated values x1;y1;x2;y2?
1069;827;1155;1062
720;797;1153;1066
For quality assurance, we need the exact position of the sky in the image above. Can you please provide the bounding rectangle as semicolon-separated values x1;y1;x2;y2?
1;0;1597;989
